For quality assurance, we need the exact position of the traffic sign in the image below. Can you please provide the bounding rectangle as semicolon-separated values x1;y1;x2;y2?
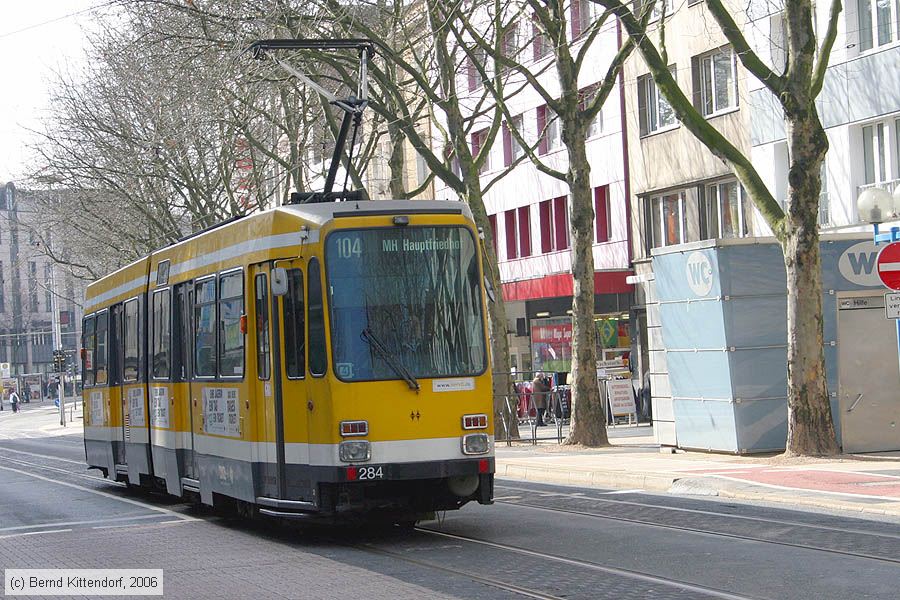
876;242;900;290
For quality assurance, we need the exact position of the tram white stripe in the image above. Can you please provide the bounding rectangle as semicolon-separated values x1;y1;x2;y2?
88;429;495;466
85;231;314;310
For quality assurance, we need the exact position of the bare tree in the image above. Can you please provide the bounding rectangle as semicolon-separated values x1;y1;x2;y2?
448;0;645;445
599;0;841;455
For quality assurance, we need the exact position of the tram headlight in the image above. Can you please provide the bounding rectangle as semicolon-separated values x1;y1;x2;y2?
339;440;371;462
461;433;490;455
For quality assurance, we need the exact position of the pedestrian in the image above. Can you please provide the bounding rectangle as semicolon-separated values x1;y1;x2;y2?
531;372;549;427
10;390;19;413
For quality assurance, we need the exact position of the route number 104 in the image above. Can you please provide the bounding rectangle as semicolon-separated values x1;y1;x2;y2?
358;466;384;480
336;237;362;258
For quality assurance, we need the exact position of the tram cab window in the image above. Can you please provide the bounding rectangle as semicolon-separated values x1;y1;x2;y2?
219;271;244;377
194;278;217;377
255;274;270;380
123;298;141;382
152;289;171;379
308;258;327;376
82;315;96;387
284;269;305;378
95;311;109;386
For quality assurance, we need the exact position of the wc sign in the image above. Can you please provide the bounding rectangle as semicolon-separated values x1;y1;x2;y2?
686;252;714;296
838;241;881;287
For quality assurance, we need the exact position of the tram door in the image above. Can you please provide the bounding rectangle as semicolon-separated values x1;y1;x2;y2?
272;260;314;500
251;264;278;496
173;282;197;479
109;304;126;465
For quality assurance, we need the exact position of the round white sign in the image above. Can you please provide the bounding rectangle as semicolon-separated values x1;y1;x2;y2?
685;251;714;297
837;241;881;287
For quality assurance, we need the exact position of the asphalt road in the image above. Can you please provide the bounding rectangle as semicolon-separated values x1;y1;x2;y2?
1;418;899;599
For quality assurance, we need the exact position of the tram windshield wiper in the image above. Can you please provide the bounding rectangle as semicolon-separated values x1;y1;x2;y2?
360;328;420;391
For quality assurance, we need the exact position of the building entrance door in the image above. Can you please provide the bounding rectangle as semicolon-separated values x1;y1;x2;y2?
838;295;900;453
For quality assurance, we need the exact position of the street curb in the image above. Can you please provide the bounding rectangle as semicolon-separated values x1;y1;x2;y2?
496;462;900;517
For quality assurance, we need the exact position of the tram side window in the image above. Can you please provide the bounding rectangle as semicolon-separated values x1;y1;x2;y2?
82;315;95;387
194;278;217;377
95;311;109;386
219;271;244;377
284;269;305;378
308;258;327;376
255;274;270;380
152;289;171;379
123;299;140;382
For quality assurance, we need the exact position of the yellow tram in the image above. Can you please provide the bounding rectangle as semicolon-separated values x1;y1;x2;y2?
82;200;494;522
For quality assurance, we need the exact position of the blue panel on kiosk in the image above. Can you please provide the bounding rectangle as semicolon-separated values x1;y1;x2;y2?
734;398;788;452
673;398;738;452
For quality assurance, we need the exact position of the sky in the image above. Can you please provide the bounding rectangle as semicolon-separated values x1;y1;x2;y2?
0;1;97;183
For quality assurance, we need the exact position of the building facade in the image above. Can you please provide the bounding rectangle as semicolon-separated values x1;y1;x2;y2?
432;0;635;377
0;182;84;381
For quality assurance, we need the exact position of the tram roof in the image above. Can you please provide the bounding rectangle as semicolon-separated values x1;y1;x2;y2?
276;198;473;226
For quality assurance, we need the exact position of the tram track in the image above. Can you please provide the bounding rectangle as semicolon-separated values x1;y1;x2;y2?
404;526;759;600
494;487;900;565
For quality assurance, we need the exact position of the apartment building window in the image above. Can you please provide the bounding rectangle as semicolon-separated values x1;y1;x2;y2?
595;185;611;242
28;262;38;313
471;129;490;174
504;207;533;259
537;105;561;154
502;115;524;167
579;85;603;138
416;152;429;188
572;0;600;38
467;47;488;91
501;22;520;70
44;264;53;311
634;0;675;21
638;71;677;136
694;47;738;117
540;196;569;252
532;14;551;61
646;191;688;248
703;180;750;239
860;118;900;205
858;0;900;51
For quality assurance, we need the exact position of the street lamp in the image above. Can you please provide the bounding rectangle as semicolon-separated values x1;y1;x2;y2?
858;185;900;246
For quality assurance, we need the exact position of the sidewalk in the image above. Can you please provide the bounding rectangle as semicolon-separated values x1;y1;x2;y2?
0;397;83;439
495;423;900;518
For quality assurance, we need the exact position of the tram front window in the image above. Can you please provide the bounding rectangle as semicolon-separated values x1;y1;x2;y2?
326;226;487;382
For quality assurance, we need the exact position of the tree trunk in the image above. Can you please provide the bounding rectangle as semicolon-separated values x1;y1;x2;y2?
465;188;519;440
563;131;610;447
781;110;839;456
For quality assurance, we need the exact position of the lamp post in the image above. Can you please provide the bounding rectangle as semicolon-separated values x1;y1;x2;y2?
858;185;900;246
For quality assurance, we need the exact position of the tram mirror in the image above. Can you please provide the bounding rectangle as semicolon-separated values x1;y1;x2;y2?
484;276;496;303
271;267;289;297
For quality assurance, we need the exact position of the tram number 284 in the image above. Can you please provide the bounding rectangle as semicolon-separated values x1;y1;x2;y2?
358;466;384;480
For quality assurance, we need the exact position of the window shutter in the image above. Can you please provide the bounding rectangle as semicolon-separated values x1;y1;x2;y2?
554;196;569;250
539;200;552;252
595;186;609;242
471;131;481;159
502;121;512;167
467;58;477;92
518;206;532;257
571;0;582;38
537;106;548;155
637;77;648;136
504;210;518;259
488;214;498;255
532;17;542;61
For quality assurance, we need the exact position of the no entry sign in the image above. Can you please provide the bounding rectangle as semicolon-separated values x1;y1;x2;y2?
877;242;900;290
